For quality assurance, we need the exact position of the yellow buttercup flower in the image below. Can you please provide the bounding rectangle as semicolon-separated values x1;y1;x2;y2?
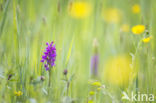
91;81;101;87
89;91;95;95
142;36;152;43
132;25;145;34
14;91;23;96
103;55;137;87
132;4;140;14
68;2;91;19
121;24;130;32
102;8;121;23
88;100;94;103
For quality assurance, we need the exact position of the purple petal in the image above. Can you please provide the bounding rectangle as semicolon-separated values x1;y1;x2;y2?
40;60;44;62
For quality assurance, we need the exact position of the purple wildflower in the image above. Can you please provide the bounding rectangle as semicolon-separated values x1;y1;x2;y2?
90;54;99;76
41;41;56;70
90;38;99;77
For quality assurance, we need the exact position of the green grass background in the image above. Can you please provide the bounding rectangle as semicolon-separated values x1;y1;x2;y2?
0;0;156;102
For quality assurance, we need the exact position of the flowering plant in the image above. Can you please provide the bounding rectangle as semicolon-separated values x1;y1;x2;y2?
41;41;56;71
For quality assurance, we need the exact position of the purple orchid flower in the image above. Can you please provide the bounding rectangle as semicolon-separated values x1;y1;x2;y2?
41;41;56;70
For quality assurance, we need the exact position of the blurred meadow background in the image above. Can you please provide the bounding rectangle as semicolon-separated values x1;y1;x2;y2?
0;0;156;103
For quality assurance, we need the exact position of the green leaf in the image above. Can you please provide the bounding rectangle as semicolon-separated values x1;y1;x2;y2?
65;36;74;66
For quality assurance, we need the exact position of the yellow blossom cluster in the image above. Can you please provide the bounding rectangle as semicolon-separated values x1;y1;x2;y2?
14;91;23;96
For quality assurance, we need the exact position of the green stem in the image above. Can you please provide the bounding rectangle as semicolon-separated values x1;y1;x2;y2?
134;40;142;103
48;69;51;88
65;75;69;96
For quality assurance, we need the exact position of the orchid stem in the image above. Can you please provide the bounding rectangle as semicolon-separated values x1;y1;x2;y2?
48;69;51;88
